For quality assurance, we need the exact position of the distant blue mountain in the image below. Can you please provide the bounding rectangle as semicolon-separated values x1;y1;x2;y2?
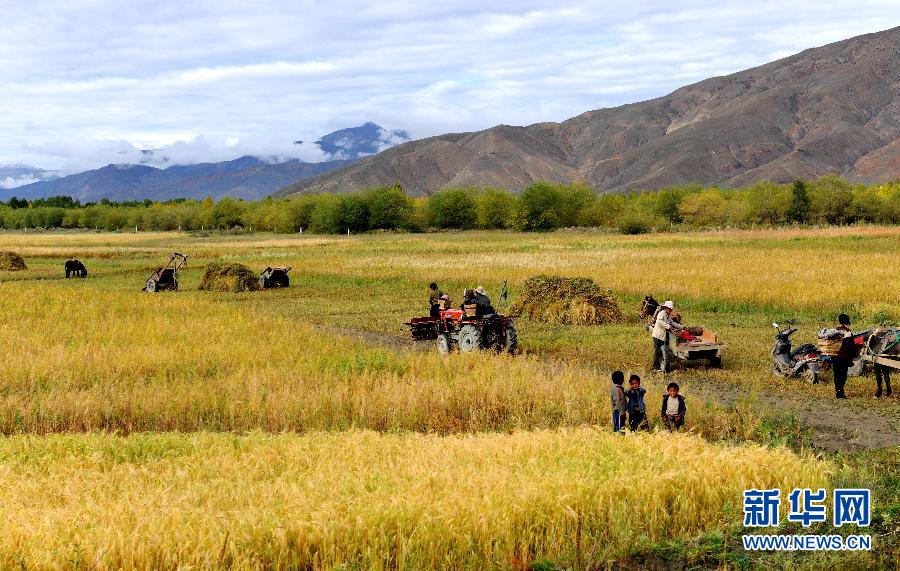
315;122;410;159
0;164;59;190
3;123;409;202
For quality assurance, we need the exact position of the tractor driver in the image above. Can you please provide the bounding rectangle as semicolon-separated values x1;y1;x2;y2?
428;282;443;318
474;286;495;315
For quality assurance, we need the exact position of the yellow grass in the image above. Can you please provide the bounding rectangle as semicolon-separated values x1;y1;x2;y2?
0;429;829;569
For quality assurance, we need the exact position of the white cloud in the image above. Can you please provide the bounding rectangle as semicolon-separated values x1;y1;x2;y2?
0;0;898;171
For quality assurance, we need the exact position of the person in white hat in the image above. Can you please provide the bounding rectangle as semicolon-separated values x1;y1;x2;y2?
652;300;683;372
474;286;493;311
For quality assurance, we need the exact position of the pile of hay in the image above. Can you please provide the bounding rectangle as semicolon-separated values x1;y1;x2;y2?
199;262;260;293
511;275;624;325
0;251;27;271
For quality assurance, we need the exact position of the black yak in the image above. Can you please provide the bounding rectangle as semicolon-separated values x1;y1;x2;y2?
65;259;88;278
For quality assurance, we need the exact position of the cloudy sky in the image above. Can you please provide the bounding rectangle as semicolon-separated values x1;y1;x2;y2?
1;0;898;176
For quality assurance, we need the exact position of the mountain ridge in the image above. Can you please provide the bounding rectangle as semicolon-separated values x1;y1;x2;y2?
280;26;900;197
4;123;406;202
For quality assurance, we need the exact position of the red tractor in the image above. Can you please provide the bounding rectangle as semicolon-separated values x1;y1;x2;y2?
407;308;518;354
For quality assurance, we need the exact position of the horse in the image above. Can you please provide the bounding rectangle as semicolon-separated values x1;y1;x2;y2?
65;259;87;278
639;295;681;325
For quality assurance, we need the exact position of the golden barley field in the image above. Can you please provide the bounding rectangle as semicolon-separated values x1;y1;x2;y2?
0;226;898;569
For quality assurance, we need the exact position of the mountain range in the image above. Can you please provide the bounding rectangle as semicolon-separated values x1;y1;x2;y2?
4;123;407;202
281;26;900;197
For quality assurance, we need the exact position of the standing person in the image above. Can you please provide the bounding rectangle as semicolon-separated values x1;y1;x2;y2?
832;313;853;399
625;374;648;431
652;301;683;373
610;371;627;433
661;382;687;432
428;283;443;317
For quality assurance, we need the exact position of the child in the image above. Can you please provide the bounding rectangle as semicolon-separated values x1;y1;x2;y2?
625;374;648;431
661;382;686;432
610;371;626;433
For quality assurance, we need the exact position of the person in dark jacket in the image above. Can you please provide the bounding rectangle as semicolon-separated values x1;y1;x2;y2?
661;382;686;431
624;374;648;431
832;313;853;399
428;283;443;317
474;286;495;315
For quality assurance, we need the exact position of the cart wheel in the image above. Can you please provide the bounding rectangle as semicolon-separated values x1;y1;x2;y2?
172;278;179;292
458;325;482;353
145;278;156;292
708;355;722;368
436;333;452;355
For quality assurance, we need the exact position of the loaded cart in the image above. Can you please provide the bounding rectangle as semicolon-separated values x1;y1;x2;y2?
640;295;726;368
143;253;187;292
865;328;900;371
668;327;726;368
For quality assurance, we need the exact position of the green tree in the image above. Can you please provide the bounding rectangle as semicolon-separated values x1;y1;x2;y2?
677;189;727;227
476;188;516;229
365;184;413;230
786;179;811;223
427;188;477;229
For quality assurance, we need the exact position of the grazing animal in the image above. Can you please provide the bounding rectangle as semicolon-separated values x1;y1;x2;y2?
65;259;88;278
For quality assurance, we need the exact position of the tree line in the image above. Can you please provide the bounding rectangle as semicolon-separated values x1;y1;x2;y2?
2;176;899;234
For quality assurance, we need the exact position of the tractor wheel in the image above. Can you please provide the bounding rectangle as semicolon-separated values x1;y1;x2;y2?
145;278;156;292
458;325;482;353
504;320;518;354
436;333;452;355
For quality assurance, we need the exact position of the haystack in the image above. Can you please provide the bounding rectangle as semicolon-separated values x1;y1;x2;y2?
0;251;27;271
199;262;260;293
511;275;624;325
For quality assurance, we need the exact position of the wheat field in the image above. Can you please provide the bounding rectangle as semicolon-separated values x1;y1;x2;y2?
0;227;897;568
0;429;828;569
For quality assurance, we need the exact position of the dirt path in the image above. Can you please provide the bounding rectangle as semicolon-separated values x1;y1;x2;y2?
682;376;900;452
329;325;900;452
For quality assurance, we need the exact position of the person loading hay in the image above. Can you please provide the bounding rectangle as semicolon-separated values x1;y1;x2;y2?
652;301;684;373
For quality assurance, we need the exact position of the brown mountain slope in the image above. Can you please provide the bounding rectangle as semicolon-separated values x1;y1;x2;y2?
281;26;900;197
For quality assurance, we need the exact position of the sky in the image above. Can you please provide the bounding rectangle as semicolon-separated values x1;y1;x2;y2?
1;0;899;181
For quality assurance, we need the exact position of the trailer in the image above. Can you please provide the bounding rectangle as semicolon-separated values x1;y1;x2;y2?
668;328;726;368
864;328;900;371
143;253;187;292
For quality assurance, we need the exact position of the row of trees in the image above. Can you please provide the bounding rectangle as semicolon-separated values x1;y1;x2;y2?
2;176;899;234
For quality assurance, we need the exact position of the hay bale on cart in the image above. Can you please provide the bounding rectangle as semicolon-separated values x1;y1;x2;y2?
199;262;261;293
511;275;624;325
0;251;27;271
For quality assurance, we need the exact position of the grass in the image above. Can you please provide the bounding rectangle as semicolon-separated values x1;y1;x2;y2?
0;429;828;570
